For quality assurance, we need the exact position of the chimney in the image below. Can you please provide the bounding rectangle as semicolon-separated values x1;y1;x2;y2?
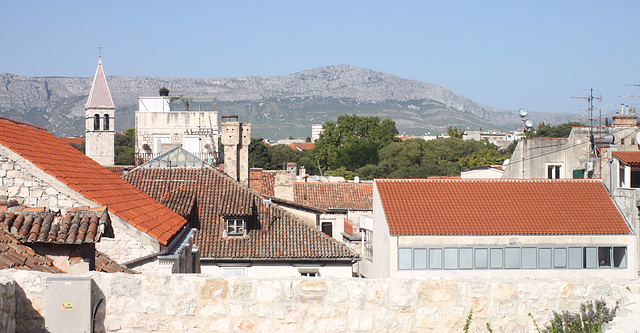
274;171;294;201
221;116;251;185
159;87;170;96
249;168;264;194
612;105;637;128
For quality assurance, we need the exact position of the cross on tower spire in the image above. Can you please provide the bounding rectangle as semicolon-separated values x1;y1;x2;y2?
97;45;103;57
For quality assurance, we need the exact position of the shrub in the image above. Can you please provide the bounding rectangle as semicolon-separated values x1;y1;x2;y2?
537;299;618;333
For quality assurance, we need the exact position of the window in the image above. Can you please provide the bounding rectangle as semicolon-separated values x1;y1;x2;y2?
620;167;626;187
547;165;561;179
459;248;473;270
554;248;567;268
226;218;245;236
413;248;427;270
568;248;582;269
103;114;110;130
521;248;537;269
429;248;442;269
364;230;373;261
475;248;488;269
539;248;552;269
584;247;598;269
93;114;100;130
444;248;458;269
223;268;246;277
490;248;503;269
621;138;625;145
598;247;611;267
613;247;627;268
398;248;412;270
321;222;333;237
505;248;520;269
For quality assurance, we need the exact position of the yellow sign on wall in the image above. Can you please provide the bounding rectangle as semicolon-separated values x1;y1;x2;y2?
61;302;74;310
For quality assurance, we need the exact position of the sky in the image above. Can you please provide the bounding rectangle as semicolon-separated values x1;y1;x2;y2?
1;0;639;117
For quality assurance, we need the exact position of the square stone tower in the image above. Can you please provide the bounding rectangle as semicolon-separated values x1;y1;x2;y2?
221;116;251;185
85;56;115;166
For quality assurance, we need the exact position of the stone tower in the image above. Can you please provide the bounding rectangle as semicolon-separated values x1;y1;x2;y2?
85;56;115;166
221;116;251;185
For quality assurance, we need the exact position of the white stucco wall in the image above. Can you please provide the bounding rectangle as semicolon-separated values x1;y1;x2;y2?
200;262;353;278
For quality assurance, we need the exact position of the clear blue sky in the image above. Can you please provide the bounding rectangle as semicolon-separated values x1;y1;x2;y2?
2;0;639;117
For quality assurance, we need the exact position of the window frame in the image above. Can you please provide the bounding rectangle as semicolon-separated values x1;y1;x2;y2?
225;217;246;237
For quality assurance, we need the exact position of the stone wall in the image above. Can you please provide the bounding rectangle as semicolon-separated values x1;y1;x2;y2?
0;276;16;333
1;270;639;333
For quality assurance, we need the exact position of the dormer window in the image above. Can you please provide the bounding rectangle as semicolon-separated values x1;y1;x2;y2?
226;218;246;236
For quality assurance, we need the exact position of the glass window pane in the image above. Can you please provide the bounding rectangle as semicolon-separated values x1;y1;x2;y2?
459;248;473;269
444;248;458;269
584;247;597;269
505;248;520;269
413;248;427;270
613;247;627;268
398;248;412;270
568;248;582;269
429;248;442;269
598;247;611;268
522;248;537;269
490;248;503;269
475;248;488;269
539;248;552;269
554;248;567;268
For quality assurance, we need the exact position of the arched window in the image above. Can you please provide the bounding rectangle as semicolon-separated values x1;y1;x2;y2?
93;114;100;130
103;114;110;130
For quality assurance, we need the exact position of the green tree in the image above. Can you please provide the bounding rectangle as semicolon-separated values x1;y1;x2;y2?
458;148;508;169
312;114;398;171
248;138;270;169
114;129;135;165
530;121;584;138
446;126;465;139
305;136;312;142
269;144;302;170
69;141;85;154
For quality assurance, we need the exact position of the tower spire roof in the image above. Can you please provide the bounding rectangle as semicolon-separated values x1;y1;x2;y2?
85;56;114;109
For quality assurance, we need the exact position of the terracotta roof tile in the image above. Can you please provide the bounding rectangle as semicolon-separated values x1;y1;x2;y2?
288;142;315;151
0;228;62;273
94;251;135;273
376;179;630;236
0;117;186;245
294;183;372;211
613;151;640;167
123;168;356;260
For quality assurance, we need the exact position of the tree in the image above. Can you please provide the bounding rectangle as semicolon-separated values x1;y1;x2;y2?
114;129;135;165
458;148;508;169
312;114;398;171
446;126;465;139
530;121;584;138
305;136;312;142
269;144;302;170
248;138;270;169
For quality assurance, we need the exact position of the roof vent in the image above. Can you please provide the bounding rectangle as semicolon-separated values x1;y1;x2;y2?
159;87;170;96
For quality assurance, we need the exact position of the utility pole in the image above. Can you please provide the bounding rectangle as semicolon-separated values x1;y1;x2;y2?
570;89;602;178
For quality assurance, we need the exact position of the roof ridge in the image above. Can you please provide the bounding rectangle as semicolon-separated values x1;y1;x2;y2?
0;116;47;131
376;178;601;183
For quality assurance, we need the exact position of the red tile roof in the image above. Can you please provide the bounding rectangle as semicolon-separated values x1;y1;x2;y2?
288;142;315;151
123;168;356;260
376;179;629;236
294;183;373;211
0;229;62;272
0;116;186;245
249;169;276;197
60;138;85;146
95;251;134;273
613;151;640;167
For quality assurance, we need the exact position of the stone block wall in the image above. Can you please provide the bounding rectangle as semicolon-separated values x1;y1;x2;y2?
1;270;639;333
0;276;16;333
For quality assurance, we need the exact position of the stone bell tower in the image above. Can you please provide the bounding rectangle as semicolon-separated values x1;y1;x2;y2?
85;56;115;166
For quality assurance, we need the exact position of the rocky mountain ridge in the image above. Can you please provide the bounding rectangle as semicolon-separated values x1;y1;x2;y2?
0;65;580;138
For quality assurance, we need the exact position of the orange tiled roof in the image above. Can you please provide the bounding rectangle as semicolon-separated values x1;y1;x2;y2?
613;151;640;167
0;228;62;272
0;116;186;245
60;138;84;146
376;178;629;236
123;168;356;260
95;251;134;273
294;182;373;211
288;142;315;151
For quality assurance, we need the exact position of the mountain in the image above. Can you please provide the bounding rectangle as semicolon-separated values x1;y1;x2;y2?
0;65;580;139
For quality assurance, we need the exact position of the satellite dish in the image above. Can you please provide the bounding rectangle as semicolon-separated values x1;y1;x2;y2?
519;108;528;118
525;119;534;128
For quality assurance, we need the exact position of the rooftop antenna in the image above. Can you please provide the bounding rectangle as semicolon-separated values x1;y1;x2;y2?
570;89;602;178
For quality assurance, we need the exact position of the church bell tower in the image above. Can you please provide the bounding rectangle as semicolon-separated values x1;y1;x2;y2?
85;55;115;166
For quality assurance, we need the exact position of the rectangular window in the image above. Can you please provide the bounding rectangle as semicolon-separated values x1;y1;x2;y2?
554;248;567;268
521;247;537;269
459;248;473;270
598;247;611;268
444;248;458;270
226;218;245;236
505;248;520;269
539;248;552;269
429;248;442;269
223;268;246;277
568;247;582;269
398;248;412;270
620;167;625;187
584;247;598;269
547;165;561;179
613;247;627;268
475;248;488;269
490;248;503;269
364;230;373;261
413;248;427;270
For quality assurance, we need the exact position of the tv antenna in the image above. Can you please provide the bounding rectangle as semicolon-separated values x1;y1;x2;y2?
570;89;602;177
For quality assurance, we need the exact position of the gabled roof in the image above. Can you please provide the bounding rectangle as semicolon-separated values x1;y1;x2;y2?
288;142;315;151
85;57;114;109
376;178;629;236
123;167;356;260
294;182;373;211
613;151;640;167
0;116;186;245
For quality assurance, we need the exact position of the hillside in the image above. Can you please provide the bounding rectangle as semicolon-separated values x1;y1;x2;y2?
0;65;580;138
